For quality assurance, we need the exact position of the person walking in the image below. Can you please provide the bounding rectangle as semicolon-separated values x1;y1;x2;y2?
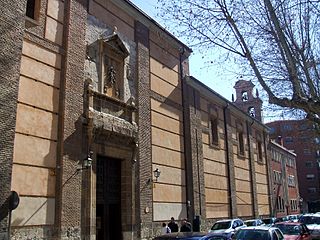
180;218;192;232
161;222;171;234
168;217;179;232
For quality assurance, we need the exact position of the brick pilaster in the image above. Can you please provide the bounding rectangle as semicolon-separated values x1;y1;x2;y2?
246;121;259;217
182;82;206;224
223;107;238;217
55;0;88;238
135;20;152;239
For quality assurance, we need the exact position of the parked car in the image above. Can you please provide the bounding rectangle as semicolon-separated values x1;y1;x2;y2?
286;214;302;223
244;219;264;227
262;217;281;226
299;214;320;239
275;222;311;240
200;233;232;240
153;232;207;240
209;219;246;238
232;226;284;240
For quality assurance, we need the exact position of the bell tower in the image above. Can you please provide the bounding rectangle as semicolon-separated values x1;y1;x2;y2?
233;79;263;122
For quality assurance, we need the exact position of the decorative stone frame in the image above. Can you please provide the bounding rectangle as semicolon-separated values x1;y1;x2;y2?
255;131;264;164
208;105;220;148
236;122;245;157
25;0;41;27
99;33;129;100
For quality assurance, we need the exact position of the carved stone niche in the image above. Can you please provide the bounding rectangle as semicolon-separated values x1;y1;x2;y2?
99;33;129;100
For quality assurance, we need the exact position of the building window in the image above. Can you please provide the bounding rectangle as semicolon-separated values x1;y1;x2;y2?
304;149;311;155
308;187;317;193
306;174;315;180
282;124;292;131
238;131;245;156
257;141;263;162
287;157;295;168
276;196;285;212
305;161;313;168
273;171;282;184
284;137;293;143
241;91;248;101
288;175;295;187
210;118;219;146
248;106;256;117
290;199;298;211
26;0;40;21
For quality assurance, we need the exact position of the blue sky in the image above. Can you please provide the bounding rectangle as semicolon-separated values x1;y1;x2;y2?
130;0;236;101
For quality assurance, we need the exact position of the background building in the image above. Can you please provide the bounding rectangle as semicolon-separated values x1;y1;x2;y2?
269;140;300;218
267;120;320;213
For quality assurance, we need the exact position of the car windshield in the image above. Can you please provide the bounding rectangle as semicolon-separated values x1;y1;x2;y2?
235;229;269;240
300;216;320;224
262;219;272;224
211;221;231;230
276;224;301;235
245;221;256;227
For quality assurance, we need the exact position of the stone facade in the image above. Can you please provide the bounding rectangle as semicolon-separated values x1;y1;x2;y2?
1;1;275;240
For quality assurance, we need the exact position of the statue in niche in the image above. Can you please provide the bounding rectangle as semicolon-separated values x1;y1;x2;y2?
107;65;117;85
104;65;117;94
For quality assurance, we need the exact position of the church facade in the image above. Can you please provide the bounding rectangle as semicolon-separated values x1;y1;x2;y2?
1;0;273;239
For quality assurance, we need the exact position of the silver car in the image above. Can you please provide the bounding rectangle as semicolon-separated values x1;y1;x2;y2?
209;219;246;238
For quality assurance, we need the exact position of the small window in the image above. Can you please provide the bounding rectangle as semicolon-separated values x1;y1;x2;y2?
248;107;256;117
308;187;317;193
241;91;248;101
26;0;40;21
238;132;245;156
210;118;219;145
306;174;315;180
284;137;293;143
282;124;292;131
288;175;295;187
304;149;311;155
257;141;263;162
306;161;313;168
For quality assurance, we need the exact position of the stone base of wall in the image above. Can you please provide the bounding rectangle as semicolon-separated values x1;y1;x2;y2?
10;226;81;240
60;227;81;240
11;225;56;240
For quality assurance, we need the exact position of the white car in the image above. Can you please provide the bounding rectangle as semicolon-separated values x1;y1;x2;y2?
299;213;320;239
209;219;246;238
244;219;264;227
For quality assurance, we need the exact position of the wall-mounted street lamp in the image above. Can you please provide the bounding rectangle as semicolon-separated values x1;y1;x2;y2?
79;151;93;170
153;168;161;182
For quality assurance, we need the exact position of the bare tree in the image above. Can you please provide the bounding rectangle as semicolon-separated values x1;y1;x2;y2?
158;0;320;123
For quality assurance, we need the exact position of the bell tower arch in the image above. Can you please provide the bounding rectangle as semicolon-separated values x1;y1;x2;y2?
233;80;263;122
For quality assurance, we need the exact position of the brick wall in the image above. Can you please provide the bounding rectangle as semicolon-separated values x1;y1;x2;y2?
0;0;26;237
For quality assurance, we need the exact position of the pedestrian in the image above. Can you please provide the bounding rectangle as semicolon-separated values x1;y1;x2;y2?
168;217;179;232
180;218;192;232
161;222;171;234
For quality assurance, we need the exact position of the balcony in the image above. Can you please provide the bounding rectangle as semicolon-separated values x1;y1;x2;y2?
84;79;137;139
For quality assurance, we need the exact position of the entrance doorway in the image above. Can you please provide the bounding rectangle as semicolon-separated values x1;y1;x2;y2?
96;156;122;240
